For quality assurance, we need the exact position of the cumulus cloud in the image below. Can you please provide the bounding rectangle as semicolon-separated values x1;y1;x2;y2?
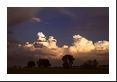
8;32;109;66
33;32;58;49
94;40;109;54
69;35;95;55
18;32;109;58
48;36;58;48
17;32;109;55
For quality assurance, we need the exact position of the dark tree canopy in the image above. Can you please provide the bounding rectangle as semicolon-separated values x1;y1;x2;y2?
82;59;98;68
37;59;51;68
62;54;75;68
27;60;35;68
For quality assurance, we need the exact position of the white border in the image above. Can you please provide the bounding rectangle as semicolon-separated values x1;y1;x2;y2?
0;0;116;81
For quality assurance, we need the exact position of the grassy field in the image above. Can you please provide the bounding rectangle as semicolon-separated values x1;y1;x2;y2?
7;67;109;74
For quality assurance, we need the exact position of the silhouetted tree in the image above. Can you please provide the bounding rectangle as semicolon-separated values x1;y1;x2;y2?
62;54;75;68
37;59;51;68
27;60;35;68
82;59;98;68
92;59;98;68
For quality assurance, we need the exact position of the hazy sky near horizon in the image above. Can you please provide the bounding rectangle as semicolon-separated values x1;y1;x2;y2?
8;7;109;46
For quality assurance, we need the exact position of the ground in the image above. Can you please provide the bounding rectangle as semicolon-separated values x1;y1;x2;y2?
7;66;109;74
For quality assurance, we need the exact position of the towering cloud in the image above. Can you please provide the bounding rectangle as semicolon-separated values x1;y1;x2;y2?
37;32;47;41
35;32;49;47
48;36;58;49
33;32;58;49
69;35;95;55
17;32;109;58
8;32;109;66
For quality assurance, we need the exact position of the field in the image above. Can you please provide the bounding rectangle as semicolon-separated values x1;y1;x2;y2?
7;66;109;74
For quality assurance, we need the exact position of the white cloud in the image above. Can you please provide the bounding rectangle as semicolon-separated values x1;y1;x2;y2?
19;32;109;56
94;40;109;54
62;45;69;48
69;35;95;55
48;36;58;49
37;32;47;41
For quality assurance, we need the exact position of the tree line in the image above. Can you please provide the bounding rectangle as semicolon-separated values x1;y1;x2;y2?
27;54;99;68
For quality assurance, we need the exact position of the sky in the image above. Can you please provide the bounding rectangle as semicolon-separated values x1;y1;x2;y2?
8;7;109;46
7;7;109;67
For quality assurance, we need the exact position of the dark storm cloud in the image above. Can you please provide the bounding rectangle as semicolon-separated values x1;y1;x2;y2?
7;7;40;26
